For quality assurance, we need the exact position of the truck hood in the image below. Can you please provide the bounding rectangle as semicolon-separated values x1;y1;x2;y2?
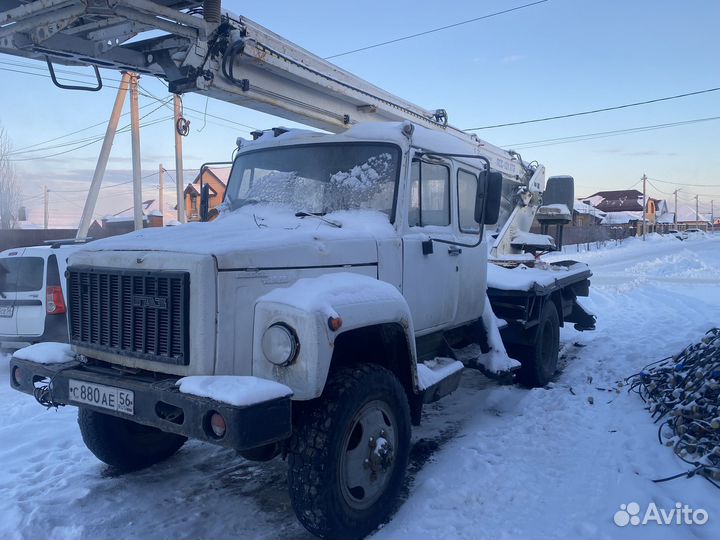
79;206;395;269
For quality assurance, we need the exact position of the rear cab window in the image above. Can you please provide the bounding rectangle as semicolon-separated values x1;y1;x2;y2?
0;257;45;293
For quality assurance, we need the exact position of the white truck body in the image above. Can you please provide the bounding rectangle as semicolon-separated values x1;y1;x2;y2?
2;2;595;536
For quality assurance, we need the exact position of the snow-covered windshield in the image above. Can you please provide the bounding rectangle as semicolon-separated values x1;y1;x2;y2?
226;143;400;220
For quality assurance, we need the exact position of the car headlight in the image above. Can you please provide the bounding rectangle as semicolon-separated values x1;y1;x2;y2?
262;323;299;366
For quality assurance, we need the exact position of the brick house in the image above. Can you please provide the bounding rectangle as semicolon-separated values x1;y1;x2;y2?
184;167;230;221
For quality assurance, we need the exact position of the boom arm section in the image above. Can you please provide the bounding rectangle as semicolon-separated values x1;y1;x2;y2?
0;0;553;254
0;0;524;172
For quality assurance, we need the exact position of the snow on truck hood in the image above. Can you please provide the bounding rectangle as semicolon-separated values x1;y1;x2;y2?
78;206;395;270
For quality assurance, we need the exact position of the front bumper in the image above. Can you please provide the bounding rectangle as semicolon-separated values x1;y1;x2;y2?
9;358;292;451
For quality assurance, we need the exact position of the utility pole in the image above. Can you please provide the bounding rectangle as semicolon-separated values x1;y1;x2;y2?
77;72;131;238
695;194;700;226
673;189;679;226
173;95;186;223
642;173;647;241
711;200;715;231
158;163;165;217
129;73;143;231
43;186;48;229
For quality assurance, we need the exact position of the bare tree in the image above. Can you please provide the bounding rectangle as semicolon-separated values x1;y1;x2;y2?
0;126;21;229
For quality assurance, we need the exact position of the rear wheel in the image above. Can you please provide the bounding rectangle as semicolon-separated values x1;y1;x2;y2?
288;364;411;539
516;302;560;388
78;408;186;471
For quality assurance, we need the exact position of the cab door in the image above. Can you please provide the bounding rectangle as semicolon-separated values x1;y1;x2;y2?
453;168;488;324
14;255;46;337
0;249;23;337
402;159;459;332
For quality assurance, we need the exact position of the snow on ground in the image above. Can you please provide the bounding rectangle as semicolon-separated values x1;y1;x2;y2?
1;234;719;539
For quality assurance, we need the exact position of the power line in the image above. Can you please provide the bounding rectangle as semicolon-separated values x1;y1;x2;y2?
8;116;171;161
0;65;135;93
12;98;169;154
50;171;161;193
465;87;720;130
501;115;720;149
647;177;720;189
646;180;677;197
324;0;548;60
138;83;259;132
9;97;172;157
0;59;124;84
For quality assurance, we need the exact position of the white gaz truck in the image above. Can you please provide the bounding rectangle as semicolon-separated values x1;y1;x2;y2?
2;1;595;537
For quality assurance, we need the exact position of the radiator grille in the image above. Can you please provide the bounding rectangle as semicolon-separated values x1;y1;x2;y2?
68;267;189;366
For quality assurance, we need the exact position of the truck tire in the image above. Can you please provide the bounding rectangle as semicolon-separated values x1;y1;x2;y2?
287;364;411;539
516;302;560;388
78;408;187;471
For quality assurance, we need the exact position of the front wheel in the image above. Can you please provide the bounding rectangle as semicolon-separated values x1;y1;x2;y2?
78;408;187;472
288;364;411;539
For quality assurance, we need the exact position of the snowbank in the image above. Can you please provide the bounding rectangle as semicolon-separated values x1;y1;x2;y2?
13;342;75;365
176;376;292;406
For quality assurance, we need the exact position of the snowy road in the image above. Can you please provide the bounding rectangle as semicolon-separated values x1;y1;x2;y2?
1;235;719;539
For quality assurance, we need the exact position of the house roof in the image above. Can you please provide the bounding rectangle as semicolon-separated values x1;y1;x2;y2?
184;183;218;196
657;212;675;224
584;189;643;200
601;211;643;224
573;200;607;217
192;166;231;187
675;205;711;223
582;189;644;213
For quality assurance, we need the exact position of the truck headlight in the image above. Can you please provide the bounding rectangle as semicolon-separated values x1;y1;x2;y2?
262;323;299;366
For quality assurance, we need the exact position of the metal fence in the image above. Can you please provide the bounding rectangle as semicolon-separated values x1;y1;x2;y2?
0;229;78;252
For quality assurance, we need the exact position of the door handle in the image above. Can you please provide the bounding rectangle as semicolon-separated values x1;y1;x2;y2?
448;246;462;256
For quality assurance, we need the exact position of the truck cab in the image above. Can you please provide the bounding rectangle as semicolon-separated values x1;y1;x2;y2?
10;121;592;539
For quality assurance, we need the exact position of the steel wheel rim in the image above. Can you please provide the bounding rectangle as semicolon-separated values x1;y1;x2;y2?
339;399;398;511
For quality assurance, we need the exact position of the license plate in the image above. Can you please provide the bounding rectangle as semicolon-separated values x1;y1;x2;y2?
68;379;134;415
0;305;13;317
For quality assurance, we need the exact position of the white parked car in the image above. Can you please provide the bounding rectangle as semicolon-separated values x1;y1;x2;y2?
0;242;85;350
667;229;688;240
684;228;706;239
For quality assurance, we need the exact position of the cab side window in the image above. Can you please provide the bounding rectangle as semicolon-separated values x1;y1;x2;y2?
458;169;480;233
409;160;450;227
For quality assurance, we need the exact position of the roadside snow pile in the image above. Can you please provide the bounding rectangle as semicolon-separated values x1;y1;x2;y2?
176;376;292;406
628;328;720;485
628;249;714;279
13;342;75;364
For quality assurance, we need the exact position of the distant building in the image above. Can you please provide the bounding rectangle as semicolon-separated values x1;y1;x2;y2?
87;199;167;239
581;190;667;232
572;201;606;226
184;167;230;221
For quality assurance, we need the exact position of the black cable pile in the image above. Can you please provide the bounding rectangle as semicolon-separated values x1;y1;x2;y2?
628;328;720;487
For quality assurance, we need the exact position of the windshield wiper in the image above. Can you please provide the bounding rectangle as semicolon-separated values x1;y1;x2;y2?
295;211;342;228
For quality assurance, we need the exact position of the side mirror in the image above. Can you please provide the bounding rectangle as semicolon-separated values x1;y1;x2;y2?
200;183;211;222
475;170;503;225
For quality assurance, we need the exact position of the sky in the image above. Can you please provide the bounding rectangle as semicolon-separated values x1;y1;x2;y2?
0;0;718;227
